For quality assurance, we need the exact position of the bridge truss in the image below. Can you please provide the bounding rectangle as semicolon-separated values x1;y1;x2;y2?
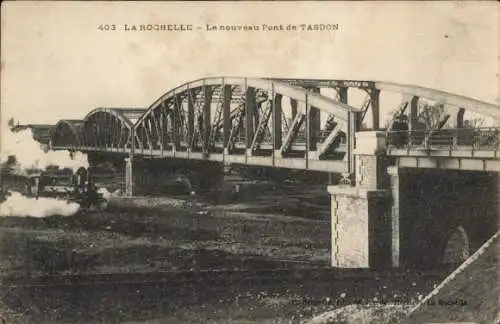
130;77;367;178
49;77;500;178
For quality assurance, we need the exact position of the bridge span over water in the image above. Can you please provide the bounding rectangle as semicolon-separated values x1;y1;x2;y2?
42;77;500;270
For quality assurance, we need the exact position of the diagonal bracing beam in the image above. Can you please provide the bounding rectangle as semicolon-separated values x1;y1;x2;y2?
227;105;245;151
423;114;451;147
317;121;344;159
280;112;306;155
251;100;272;151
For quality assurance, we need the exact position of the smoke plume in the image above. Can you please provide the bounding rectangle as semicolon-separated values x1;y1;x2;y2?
0;188;118;218
0;191;80;217
0;121;88;174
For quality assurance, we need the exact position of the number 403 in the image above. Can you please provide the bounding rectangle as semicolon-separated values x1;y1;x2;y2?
98;24;117;31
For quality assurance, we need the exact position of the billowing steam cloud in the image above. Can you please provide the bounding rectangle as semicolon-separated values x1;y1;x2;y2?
1;119;93;218
0;189;116;218
0;120;122;218
0;191;80;217
0;120;88;174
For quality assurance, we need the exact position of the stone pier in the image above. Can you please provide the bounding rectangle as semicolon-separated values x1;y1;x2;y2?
125;156;149;196
328;131;394;268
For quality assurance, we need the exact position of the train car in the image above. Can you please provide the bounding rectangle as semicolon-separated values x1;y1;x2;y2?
25;167;107;211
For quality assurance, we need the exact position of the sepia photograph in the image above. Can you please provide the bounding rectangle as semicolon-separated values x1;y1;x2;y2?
0;1;499;323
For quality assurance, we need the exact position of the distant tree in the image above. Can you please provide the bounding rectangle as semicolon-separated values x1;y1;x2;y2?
463;118;485;129
418;102;447;128
387;100;485;130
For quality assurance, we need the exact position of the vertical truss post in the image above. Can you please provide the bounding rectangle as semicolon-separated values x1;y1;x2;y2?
453;107;465;128
370;89;380;130
222;82;231;149
172;95;181;152
152;111;162;150
273;91;283;154
103;114;108;149
409;96;419;129
307;87;321;151
290;99;298;120
162;102;170;151
149;119;155;152
111;119;117;149
245;83;256;151
114;120;120;149
409;96;419;146
254;94;260;133
344;111;360;183
142;120;153;151
337;86;348;103
452;107;465;147
100;115;105;149
159;106;165;152
203;84;212;154
122;126;128;151
146;119;152;151
187;89;195;150
130;126;135;156
99;116;104;149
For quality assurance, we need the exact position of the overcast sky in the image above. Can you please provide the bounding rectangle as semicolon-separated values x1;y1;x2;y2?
1;1;498;126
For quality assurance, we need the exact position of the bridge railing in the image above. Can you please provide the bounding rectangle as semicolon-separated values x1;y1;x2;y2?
386;127;500;151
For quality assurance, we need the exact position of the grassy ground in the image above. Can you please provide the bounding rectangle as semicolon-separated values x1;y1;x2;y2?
0;186;445;323
0;199;331;278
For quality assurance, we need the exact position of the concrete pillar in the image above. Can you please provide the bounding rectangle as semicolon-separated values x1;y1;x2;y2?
353;131;390;190
124;156;149;196
125;156;134;196
387;165;400;268
328;131;392;268
328;186;370;267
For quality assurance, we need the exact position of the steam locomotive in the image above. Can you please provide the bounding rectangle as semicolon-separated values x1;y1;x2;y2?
22;167;107;210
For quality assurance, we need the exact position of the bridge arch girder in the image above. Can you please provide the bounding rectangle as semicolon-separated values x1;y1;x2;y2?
50;119;84;148
375;81;500;122
133;77;361;162
254;78;499;128
137;77;360;127
82;107;146;149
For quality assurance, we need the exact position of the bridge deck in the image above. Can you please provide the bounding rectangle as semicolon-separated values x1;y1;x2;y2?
386;128;500;171
51;146;346;173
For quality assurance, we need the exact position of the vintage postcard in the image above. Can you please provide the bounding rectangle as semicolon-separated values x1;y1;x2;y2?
0;1;498;323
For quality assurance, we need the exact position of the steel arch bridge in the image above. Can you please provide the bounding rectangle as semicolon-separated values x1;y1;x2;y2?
50;119;85;148
49;77;500;177
81;108;146;149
